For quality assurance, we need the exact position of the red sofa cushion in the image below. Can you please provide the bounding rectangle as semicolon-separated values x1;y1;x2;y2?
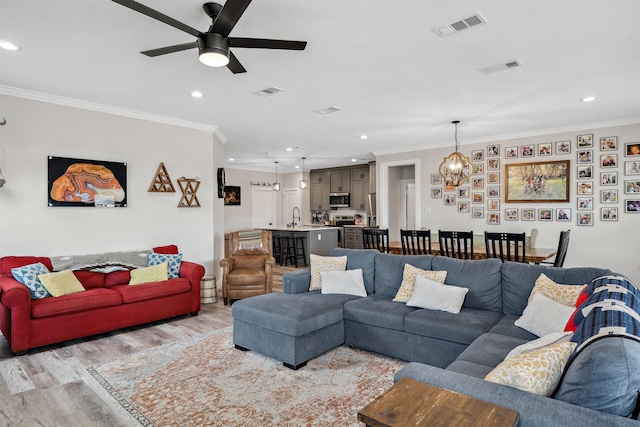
152;245;179;254
31;288;122;318
0;256;53;277
112;278;191;304
104;270;132;288
73;271;106;289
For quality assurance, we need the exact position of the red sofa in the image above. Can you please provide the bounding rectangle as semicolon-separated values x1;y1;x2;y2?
0;254;205;355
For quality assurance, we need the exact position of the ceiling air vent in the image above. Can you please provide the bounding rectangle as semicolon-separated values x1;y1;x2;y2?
254;86;283;97
432;13;487;38
479;59;522;75
314;106;342;115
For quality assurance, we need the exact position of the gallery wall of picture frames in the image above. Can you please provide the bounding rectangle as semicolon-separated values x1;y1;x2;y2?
431;135;640;225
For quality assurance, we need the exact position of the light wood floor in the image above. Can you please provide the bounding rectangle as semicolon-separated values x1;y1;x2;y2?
0;265;300;427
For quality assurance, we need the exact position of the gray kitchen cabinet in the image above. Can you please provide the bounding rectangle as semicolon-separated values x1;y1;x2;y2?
330;170;351;193
344;226;364;249
351;166;369;181
310;182;330;211
350;179;369;211
310;171;330;184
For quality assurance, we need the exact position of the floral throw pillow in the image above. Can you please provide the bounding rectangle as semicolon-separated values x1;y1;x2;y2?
309;255;347;291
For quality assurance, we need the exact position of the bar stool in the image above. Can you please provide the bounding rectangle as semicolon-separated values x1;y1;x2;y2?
272;233;284;266
284;233;307;267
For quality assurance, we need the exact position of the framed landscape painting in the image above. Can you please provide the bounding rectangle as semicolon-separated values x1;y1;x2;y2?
505;160;570;203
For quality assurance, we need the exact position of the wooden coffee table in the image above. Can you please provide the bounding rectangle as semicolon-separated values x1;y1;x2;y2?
358;377;519;427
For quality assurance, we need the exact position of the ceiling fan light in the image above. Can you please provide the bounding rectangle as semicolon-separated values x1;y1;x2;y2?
198;34;230;67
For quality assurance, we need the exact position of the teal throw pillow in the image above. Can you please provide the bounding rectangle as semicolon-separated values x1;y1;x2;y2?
11;262;52;299
148;252;183;279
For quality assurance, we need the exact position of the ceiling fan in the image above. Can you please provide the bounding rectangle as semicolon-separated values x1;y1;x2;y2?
112;0;307;73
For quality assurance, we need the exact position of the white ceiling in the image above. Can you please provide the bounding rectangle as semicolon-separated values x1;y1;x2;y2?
1;0;639;173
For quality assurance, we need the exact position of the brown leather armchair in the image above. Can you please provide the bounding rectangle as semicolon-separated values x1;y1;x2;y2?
220;230;274;305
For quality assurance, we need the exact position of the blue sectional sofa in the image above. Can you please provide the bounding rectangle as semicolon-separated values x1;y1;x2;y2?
231;248;640;426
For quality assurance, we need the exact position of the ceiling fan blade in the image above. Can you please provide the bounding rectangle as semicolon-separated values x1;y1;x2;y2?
211;0;253;37
229;38;307;50
112;0;201;37
227;51;247;74
141;42;198;57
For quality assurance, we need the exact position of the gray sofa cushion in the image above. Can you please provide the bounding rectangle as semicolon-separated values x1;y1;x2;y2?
501;263;612;315
554;337;640;418
373;253;434;298
343;293;417;331
403;307;503;345
488;315;539;341
448;332;529;378
329;248;379;294
431;257;502;312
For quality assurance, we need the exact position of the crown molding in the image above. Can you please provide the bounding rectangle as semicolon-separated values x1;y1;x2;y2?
0;85;227;143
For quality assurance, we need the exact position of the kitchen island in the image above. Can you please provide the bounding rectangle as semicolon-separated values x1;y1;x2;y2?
264;226;339;266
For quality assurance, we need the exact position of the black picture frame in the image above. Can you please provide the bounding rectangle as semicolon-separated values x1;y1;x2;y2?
223;185;241;206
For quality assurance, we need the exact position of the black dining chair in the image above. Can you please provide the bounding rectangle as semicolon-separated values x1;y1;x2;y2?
484;232;526;263
541;230;571;267
362;228;390;253
438;230;474;259
400;229;432;255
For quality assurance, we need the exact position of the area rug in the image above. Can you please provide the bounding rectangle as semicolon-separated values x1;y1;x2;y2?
88;327;406;426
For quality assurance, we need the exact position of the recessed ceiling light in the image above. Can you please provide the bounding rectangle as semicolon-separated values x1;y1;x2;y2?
0;41;20;51
581;96;596;102
360;135;368;140
191;91;204;98
351;158;357;162
286;147;293;152
295;165;300;169
229;158;235;161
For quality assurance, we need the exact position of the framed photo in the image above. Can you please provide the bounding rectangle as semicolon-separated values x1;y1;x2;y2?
556;140;571;154
600;136;617;151
577;134;593;148
487;159;500;171
538;208;553;221
505;146;518;159
431;173;442;185
223;186;241;206
600;171;618;186
600;154;617;168
577;197;593;211
601;207;618;221
601;189;618;203
487;185;500;198
577;181;593;195
487;144;500;157
521;144;534;158
505;160;570;203
431;187;442;199
48;156;127;207
625;180;640;194
471;150;484;162
458;201;470;213
521;208;535;221
472;177;484;190
625;199;640;213
577;165;592;179
487;172;500;184
472;192;484;204
488;199;500;211
577;212;593;225
458;186;469;198
445;183;455;192
472;163;484;175
538;143;552;156
556;208;571;221
472;206;484;219
625;142;640;157
444;194;456;205
487;213;500;225
625;161;640;176
505;208;518;221
577;150;592;164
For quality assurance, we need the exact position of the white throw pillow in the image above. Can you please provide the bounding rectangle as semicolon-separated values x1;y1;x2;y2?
406;275;468;314
309;255;347;291
393;263;447;302
320;269;367;297
515;293;576;337
505;331;573;360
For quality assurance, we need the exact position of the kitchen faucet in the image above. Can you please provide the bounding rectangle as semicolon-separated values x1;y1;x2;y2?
292;207;301;227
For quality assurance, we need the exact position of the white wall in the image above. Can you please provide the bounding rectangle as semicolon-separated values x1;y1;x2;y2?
378;123;640;284
0;95;224;276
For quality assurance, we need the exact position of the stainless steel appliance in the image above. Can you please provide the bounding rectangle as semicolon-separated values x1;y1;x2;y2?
367;194;377;227
329;192;350;208
330;215;356;247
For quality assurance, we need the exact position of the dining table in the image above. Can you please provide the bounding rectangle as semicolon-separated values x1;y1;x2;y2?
388;241;557;264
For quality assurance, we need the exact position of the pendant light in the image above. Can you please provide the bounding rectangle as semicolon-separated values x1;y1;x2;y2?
273;161;281;192
438;120;472;187
299;157;309;190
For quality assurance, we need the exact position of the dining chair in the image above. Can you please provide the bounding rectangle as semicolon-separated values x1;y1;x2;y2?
484;232;526;263
400;229;432;255
541;230;570;267
362;228;390;253
438;230;474;259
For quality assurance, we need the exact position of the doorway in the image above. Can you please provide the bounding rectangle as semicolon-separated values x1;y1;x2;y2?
252;187;276;228
283;188;300;226
379;159;421;241
400;180;416;230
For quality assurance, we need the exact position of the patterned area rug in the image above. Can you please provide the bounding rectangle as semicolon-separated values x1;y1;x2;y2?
89;327;405;426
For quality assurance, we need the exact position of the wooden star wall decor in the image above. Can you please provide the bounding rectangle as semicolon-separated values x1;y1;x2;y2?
148;163;176;193
177;177;201;208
